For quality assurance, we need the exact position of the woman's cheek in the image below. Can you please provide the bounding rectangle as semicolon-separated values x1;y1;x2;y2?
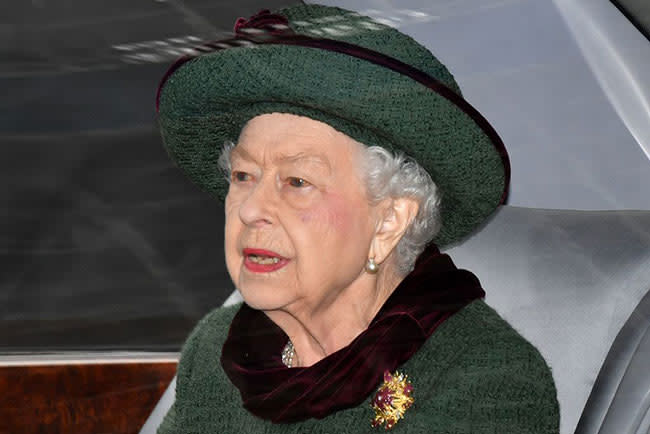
225;187;245;211
224;193;244;284
297;193;369;275
299;192;354;235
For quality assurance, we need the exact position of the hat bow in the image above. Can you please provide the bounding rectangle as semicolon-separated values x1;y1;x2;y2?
234;9;293;37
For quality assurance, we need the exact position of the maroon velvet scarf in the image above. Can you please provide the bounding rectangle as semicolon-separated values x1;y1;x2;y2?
221;244;485;423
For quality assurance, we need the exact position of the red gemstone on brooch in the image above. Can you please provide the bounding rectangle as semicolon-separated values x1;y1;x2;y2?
371;370;414;429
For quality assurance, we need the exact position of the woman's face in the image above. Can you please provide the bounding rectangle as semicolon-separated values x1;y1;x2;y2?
224;113;378;313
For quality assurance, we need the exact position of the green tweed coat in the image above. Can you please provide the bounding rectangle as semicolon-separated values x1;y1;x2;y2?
158;300;559;434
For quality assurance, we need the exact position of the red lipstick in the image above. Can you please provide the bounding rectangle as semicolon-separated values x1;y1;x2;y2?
242;248;289;273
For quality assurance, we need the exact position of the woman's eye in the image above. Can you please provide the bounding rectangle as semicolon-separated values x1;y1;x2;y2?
287;177;309;188
232;171;252;183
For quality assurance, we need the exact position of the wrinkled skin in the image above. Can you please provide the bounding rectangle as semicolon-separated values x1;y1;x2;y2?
224;113;411;366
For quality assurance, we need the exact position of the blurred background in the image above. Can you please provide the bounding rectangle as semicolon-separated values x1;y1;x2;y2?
1;0;649;352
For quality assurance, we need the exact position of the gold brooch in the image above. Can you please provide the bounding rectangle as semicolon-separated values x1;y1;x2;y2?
371;370;414;429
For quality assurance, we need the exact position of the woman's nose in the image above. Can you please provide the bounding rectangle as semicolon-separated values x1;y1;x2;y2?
238;177;276;227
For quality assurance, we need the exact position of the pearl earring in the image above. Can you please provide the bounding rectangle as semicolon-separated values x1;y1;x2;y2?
365;257;379;274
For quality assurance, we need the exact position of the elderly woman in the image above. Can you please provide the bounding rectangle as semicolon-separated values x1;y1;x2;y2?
154;4;559;433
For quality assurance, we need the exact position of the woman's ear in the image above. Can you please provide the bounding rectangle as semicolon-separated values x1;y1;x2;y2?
370;197;419;265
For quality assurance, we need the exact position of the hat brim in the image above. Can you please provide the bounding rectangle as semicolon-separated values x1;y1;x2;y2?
158;43;508;247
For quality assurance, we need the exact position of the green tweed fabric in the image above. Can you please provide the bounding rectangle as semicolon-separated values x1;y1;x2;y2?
157;300;559;434
157;4;507;247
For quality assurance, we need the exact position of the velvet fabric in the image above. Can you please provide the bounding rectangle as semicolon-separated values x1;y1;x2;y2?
220;244;485;423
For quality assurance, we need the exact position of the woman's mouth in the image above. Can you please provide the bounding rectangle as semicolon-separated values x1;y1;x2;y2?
242;248;289;273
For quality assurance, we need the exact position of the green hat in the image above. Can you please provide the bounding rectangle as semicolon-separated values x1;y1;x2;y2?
156;4;510;247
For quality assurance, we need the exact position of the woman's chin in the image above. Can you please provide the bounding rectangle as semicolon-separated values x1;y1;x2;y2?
238;285;292;312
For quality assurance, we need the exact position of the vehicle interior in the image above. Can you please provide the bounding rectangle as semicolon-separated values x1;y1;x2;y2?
1;1;649;433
